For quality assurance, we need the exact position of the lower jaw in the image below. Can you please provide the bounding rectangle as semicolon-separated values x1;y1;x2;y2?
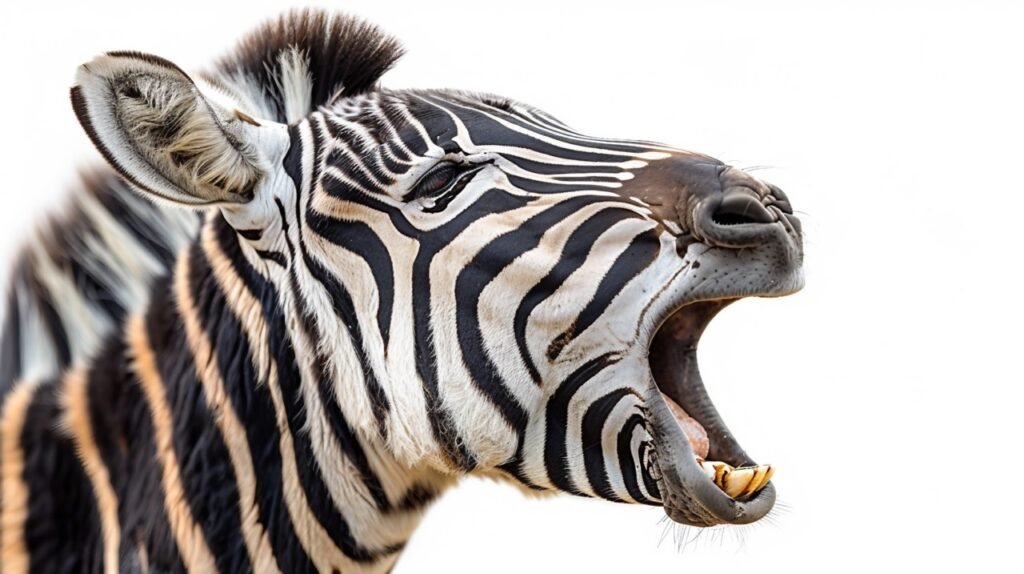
661;392;774;499
646;299;777;526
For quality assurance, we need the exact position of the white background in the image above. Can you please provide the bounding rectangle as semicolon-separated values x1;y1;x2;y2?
2;2;1021;572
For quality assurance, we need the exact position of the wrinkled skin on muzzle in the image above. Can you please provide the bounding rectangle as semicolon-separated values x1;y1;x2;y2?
553;152;804;526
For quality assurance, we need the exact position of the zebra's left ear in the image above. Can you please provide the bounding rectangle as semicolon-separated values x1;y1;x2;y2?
71;51;285;207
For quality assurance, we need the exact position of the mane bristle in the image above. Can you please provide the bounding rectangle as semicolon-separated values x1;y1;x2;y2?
214;9;404;123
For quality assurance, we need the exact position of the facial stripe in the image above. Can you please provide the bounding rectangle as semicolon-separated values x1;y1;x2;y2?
513;206;642;384
543;353;622;494
453;194;620;435
617;413;662;505
299;91;683;509
476;100;679;154
581;388;642;502
289;180;412;532
299;211;393;444
299;250;395;485
411;188;535;470
548;229;661;360
379;98;430;157
417;94;653;163
305;210;396;354
294;164;395;442
283;247;405;561
497;153;631;178
217;216;400;569
320;116;396;185
219;217;441;561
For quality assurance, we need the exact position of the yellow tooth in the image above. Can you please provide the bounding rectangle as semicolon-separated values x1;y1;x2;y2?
698;459;734;490
714;463;731;488
723;467;755;498
698;459;775;499
741;464;772;498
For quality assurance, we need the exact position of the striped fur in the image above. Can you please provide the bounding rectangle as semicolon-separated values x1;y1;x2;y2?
0;8;803;572
0;171;199;397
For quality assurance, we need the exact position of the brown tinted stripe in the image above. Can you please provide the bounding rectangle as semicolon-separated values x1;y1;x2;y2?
174;242;280;573
62;369;120;574
126;314;217;572
202;223;353;572
0;382;37;574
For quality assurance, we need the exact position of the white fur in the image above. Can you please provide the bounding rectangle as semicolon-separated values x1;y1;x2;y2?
74;53;284;207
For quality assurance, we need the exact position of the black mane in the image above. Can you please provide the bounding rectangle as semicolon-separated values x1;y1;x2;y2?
214;9;404;123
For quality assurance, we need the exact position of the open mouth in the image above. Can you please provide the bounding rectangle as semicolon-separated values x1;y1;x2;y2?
646;298;777;527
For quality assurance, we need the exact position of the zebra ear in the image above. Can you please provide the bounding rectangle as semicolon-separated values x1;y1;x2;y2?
71;51;281;207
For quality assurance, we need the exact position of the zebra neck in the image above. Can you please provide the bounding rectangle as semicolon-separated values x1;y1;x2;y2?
122;216;451;571
1;221;453;571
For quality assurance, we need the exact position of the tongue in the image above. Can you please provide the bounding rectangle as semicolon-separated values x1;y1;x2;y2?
661;392;709;459
660;391;775;501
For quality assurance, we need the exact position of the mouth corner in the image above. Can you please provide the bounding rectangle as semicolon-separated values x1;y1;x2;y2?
644;296;781;527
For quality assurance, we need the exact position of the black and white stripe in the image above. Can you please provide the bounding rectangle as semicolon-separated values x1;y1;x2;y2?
0;9;752;572
0;171;198;397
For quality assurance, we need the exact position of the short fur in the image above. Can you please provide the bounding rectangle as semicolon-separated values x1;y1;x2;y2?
0;171;198;397
1;9;402;393
213;9;404;123
0;8;803;573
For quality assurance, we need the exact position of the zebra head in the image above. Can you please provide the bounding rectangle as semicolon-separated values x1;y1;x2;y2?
69;15;803;529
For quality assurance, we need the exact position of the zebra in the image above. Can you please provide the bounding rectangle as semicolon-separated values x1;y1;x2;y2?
0;9;804;573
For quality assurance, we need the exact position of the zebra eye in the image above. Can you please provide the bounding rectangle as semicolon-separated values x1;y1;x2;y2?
412;162;462;200
407;160;489;212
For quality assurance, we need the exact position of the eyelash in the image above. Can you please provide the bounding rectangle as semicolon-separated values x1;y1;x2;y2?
407;160;489;211
414;162;462;199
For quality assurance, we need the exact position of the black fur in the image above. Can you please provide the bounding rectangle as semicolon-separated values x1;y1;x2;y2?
20;382;105;573
215;9;404;123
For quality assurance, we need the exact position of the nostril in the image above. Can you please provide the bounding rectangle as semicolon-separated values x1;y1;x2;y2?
712;210;761;226
711;190;776;226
